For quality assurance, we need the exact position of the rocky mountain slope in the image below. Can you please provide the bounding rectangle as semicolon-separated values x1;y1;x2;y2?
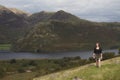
0;5;29;43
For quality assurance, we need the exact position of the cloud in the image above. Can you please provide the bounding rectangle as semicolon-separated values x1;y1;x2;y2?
0;0;120;22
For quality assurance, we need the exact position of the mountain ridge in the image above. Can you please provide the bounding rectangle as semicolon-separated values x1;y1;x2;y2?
0;5;120;51
9;8;31;17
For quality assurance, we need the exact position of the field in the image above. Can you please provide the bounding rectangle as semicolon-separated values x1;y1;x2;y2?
34;57;120;80
1;72;37;80
0;44;11;50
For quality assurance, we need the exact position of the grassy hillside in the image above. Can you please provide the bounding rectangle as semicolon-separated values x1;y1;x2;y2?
34;57;120;80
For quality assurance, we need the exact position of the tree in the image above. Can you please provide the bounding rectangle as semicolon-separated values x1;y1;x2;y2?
0;68;5;78
10;59;16;64
29;60;37;66
17;68;25;73
103;52;115;60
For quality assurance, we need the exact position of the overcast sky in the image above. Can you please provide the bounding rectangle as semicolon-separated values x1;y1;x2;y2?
0;0;120;22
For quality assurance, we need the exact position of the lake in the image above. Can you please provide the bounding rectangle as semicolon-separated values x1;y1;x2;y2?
0;49;119;60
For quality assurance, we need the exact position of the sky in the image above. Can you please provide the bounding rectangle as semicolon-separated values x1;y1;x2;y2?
0;0;120;22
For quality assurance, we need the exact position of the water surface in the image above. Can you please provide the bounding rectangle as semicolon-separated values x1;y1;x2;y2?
0;49;118;60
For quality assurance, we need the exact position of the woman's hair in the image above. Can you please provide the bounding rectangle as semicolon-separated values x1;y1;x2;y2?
95;42;101;48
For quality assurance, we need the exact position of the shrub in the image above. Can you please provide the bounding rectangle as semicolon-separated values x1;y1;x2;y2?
29;60;37;66
10;59;16;64
88;57;95;62
0;68;5;78
63;57;71;61
79;59;88;65
17;68;25;73
74;56;81;60
103;52;115;60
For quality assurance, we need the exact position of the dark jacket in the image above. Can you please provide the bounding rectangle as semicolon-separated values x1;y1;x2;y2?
94;47;102;54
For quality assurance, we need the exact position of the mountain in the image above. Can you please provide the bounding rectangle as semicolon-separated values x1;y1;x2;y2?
28;11;54;25
12;21;120;52
50;10;80;22
28;10;83;25
9;8;31;17
0;5;30;43
0;5;120;51
0;5;29;26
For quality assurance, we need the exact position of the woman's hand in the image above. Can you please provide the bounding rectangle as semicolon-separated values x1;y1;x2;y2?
100;53;103;60
92;53;95;59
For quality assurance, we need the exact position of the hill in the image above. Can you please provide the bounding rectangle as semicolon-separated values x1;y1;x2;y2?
13;21;120;52
0;5;120;51
28;11;54;25
0;5;30;43
27;10;82;25
0;5;83;44
49;10;81;22
34;57;120;80
0;5;29;27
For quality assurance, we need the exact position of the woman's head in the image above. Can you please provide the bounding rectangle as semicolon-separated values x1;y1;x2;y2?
96;42;100;47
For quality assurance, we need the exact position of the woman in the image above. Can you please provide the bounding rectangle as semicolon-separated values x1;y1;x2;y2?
93;42;103;67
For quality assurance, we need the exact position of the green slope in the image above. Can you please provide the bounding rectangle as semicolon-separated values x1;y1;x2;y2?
33;57;120;80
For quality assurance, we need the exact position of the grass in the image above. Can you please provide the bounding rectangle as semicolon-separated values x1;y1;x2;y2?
0;57;119;80
1;72;37;80
34;57;120;80
0;44;11;50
